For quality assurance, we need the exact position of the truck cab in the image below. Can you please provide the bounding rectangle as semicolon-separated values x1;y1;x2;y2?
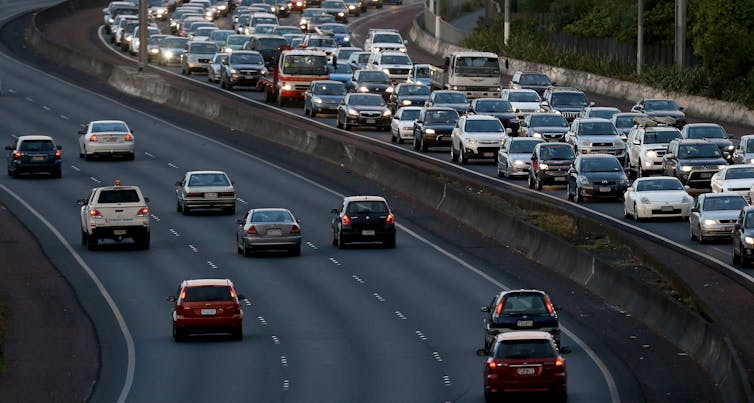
258;49;330;106
429;51;501;99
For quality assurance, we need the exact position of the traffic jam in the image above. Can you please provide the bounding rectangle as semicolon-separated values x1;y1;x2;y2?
21;0;745;400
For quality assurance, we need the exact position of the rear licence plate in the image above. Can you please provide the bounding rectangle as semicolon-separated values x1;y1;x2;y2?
517;368;536;375
517;320;533;327
267;229;282;236
200;309;216;316
599;186;612;192
32;155;45;161
366;119;376;124
483;152;494;157
204;192;217;199
113;229;127;236
362;230;376;236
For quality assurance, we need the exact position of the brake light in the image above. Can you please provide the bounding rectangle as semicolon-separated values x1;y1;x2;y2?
124;133;134;141
136;207;149;216
555;358;564;367
488;360;497;369
12;151;21;160
90;134;98;142
89;209;102;217
54;150;61;159
341;214;351;225
180;289;186;300
494;298;505;316
385;213;394;224
247;225;258;235
290;224;300;234
229;287;237;299
545;296;555;315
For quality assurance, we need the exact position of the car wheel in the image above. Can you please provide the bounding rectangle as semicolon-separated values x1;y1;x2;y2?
336;116;343;129
172;325;185;342
535;177;542;191
420;137;428;152
10;168;18;178
575;187;583;203
413;136;420;151
176;200;183;212
689;224;697;241
336;231;347;249
127;153;135;161
344;121;351;130
733;244;742;264
208;75;213;83
236;236;243;254
527;173;534;187
310;107;317;118
226;206;235;215
624;203;631;219
86;234;98;250
182;204;190;215
243;242;252;257
633;204;641;222
221;79;226;89
450;146;457;162
304;103;309;115
459;148;467;165
53;168;62;179
231;328;243;341
698;226;705;244
278;94;286;107
637;165;643;178
484;392;499;403
81;229;88;246
566;184;574;201
290;245;301;256
227;83;233;91
384;235;396;249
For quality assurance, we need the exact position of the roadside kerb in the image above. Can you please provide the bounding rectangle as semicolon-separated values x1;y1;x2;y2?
26;4;754;401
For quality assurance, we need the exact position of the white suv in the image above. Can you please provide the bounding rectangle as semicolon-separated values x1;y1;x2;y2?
366;51;412;83
626;125;682;177
78;182;150;250
363;29;406;53
450;115;507;164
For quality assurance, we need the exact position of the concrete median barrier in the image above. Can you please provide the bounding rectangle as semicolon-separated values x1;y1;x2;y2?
24;3;754;401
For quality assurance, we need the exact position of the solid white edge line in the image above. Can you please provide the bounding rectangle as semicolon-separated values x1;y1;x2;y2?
0;184;135;403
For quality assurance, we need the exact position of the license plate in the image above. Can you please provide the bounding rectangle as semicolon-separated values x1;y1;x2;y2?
362;230;376;236
554;176;566;181
267;228;282;236
32;155;45;161
599;186;612;192
245;74;255;79
700;173;712;178
483;152;494;157
204;192;217;199
200;309;216;316
113;229;126;235
366;119;376;124
517;320;533;327
661;206;673;212
517;368;536;375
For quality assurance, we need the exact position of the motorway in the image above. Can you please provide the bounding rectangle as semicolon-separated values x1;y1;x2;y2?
0;0;727;402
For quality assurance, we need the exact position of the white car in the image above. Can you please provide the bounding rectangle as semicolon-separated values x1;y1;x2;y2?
78;120;135;160
450;115;507;164
626;125;682;177
711;165;754;202
363;29;407;53
78;182;150;250
500;89;541;119
175;171;236;215
366;51;412;83
623;177;693;221
389;106;421;144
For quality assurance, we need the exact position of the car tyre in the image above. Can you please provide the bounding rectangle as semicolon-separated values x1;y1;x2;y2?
231;328;243;341
290;245;301;256
384;235;396;249
53;168;62;179
336;116;343;129
220;79;227;89
226;206;235;215
459;148;468;165
697;226;705;243
420;137;428;152
172;325;185;342
344;122;351;130
236;236;243;254
310;107;317;118
176;200;183;213
182;204;190;215
413;137;420;151
86;234;98;250
733;244;742;264
566;184;574;201
624;204;631;219
527;173;535;187
136;233;150;249
336;231;347;249
243;242;252;257
81;229;88;246
127;153;135;161
450;145;458;162
633;204;641;222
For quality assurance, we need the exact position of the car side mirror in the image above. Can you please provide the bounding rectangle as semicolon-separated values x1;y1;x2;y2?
476;348;489;357
480;306;490;312
589;101;595;107
679;106;685;111
144;197;150;203
330;208;339;214
236;219;244;225
559;346;572;354
551;81;557;86
76;199;87;206
222;59;228;65
626;187;633;192
166;296;177;302
103;8;108;14
633;139;640;145
684;185;691;192
78;129;86;135
56;145;63;150
540;100;549;106
691;206;699;212
734;223;742;230
175;181;182;186
665;153;674;159
237;294;246;301
520;122;527;127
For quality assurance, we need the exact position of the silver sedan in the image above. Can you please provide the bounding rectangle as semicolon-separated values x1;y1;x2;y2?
235;208;302;256
689;192;747;243
175;171;236;215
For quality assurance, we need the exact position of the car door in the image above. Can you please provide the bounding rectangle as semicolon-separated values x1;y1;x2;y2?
498;138;510;172
734;210;745;253
627;128;639;168
391;108;402;133
624;181;636;213
689;195;702;232
733;138;746;164
176;173;189;203
663;142;678;176
710;170;724;193
565;120;578;149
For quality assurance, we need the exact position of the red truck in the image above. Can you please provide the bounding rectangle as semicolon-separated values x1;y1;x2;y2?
256;48;330;107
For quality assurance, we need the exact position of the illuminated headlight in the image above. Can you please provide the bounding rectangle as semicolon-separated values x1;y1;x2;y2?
640;197;651;204
164;50;174;59
385;86;394;93
382;68;391;75
348;4;356;9
226;48;233;53
261;68;268;75
717;165;726;170
270;6;276;12
313;97;323;104
218;5;227;10
491;87;501;92
206;11;213;16
347;108;358;116
399;47;407;52
401;100;411;105
645;150;657;158
681;195;693;204
279;6;286;10
680;165;693;172
358;86;369;92
300;18;308;24
383;109;392;117
464;138;478;145
745;236;754;245
513;160;526;166
425;128;435;134
749;159;754;164
108;18;114;24
727;145;735;150
149;48;159;54
282;83;292;91
531;132;542;138
125;35;132;41
451;85;459;90
338;12;345;16
230;69;239;74
578;175;589;184
296;1;303;5
703;219;717;226
372;47;380;52
539;163;549;170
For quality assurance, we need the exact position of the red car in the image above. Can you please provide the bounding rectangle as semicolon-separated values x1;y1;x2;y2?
483;331;567;402
169;279;245;341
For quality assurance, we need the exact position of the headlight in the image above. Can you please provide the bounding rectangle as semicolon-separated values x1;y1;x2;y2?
749;159;754;164
717;165;726;170
385;86;394;93
164;50;174;59
727;145;735;150
680;165;693;172
539;163;549;170
219;5;227;10
349;4;356;8
382;68;391;75
343;37;350;42
347;108;359;116
372;47;380;52
230;69;238;74
640;197;651;204
399;47;407;52
125;35;132;41
703;219;717;226
296;1;303;5
338;12;345;16
261;68;268;75
281;83;292;90
580;140;590;147
531;132;542;138
108;18;114;24
513;160;526;166
383;109;392;117
425;128;435;135
646;150;657;158
682;195;693;204
358;86;369;92
149;48;159;54
619;175;628;184
401;100;411;105
745;236;754;245
578;175;589;185
313;97;323;104
464;138;478;145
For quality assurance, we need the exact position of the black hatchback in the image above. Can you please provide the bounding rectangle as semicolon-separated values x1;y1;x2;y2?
481;290;561;351
331;195;396;248
6;135;62;178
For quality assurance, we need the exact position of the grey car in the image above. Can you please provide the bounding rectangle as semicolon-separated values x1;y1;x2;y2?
235;208;302;256
497;137;543;178
157;36;189;66
175;171;236;215
220;51;266;90
689;192;747;243
181;41;219;75
208;52;229;83
304;80;347;117
733;135;754;165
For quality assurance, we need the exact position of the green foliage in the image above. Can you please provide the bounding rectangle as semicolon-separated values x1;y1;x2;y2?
643;1;674;45
515;0;555;13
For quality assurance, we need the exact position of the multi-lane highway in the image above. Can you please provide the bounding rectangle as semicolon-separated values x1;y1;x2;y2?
0;0;728;401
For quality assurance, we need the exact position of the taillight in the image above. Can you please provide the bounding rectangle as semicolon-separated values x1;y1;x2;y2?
180;289;186;300
555;358;564;367
290;224;300;234
12;151;21;160
385;213;394;225
89;209;102;217
247;225;258;235
494;298;505;316
487;359;499;369
229;287;237;299
136;207;149;216
341;214;351;225
124;133;134;141
89;134;98;142
54;150;61;159
545;296;555;315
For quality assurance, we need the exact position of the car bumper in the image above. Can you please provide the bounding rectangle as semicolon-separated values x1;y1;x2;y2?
485;378;567;395
229;76;260;85
463;145;500;159
397;127;413;140
86;143;134;155
312;103;341;113
174;315;243;333
184;197;236;209
340;227;395;241
243;236;302;249
700;222;736;238
536;170;569;185
90;225;149;240
677;170;717;188
10;160;61;173
344;115;392;127
580;184;628;198
187;62;209;72
635;202;692;219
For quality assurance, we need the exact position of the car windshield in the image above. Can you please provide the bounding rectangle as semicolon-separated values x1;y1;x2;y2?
163;37;189;48
227;35;251;45
254;25;277;34
413;66;429;78
539;146;574;160
190;43;218;53
183;286;233;302
335;48;356;59
644;99;679;111
465;120;503;133
314;82;346;95
347;201;388;214
350;95;385;106
328;63;352;74
358;71;390;83
273;27;301;35
551;92;587;107
580;157;623;172
435;92;468;104
322;1;344;7
509;140;540;154
195;28;217;36
92;122;129;132
578;121;617;135
454;56;500;77
354;53;371;63
148;36;165;45
400;109;420;121
308;38;336;47
508;91;540;102
494;339;557;359
475;100;513;113
282;54;328;74
382;54;411;64
97;189;140;203
725;167;754;179
590;109;620;119
252;17;277;25
397;85;430;96
703;196;747;211
213;54;228;63
373;33;402;43
686;126;726;139
231;53;263;64
747;141;754;153
530;115;567;127
321;24;347;34
745;213;754;229
18;140;54;151
425;110;458;124
636;179;684;191
644;130;681;144
677;144;721;159
614;115;640;128
311;15;335;24
210;31;233;41
251;210;294;223
188;173;230;186
518;74;550;85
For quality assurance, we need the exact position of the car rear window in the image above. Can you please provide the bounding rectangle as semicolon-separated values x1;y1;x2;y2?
97;189;141;203
493;339;556;359
251;210;294;223
92;122;129;133
188;173;230;186
500;294;548;315
347;201;388;214
183;286;233;302
18;140;54;151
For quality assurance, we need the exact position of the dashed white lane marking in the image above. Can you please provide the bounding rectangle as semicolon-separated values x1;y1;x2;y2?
415;330;428;341
243;299;251;306
207;260;218;269
24;97;32;102
167;162;179;168
305;241;318;249
280;356;288;367
70;165;80;171
236;198;248;204
59;114;69;120
144;151;155;158
42;105;51;111
150;214;160;222
257;316;268;325
282;380;290;391
394;311;407;320
442;375;451;386
188;244;198;253
10;134;17;139
432;352;443;362
271;335;280;344
351;274;365;284
7;89;15;94
328;257;341;266
168;228;180;237
373;293;385;302
90;177;101;184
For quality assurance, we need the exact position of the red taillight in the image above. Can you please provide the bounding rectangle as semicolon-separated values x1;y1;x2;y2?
229;287;237;299
555;358;564;367
494;298;505;316
180;290;186;300
89;134;98;142
290;224;300;234
12;151;21;160
385;213;394;225
545;296;555;315
124;133;134;141
247;225;258;235
136;207;149;216
341;214;351;225
54;150;61;159
89;209;102;217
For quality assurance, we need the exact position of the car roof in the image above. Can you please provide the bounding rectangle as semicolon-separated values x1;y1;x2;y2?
644;126;681;132
312;80;344;85
507;88;538;94
378;50;407;55
589;107;620;111
684;123;722;128
90;120;127;125
183;278;233;287
398;106;423;111
423;107;457;112
675;139;712;145
17;135;54;141
93;185;141;192
517;70;548;75
495;331;554;342
249;207;291;212
343;195;387;202
579;154;618;160
464;114;499;120
575;117;611;123
187;170;228;175
703;192;746;198
634;176;679;182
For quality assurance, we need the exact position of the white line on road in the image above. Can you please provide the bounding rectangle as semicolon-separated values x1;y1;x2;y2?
373;293;385;302
394;311;406;320
351;274;364;284
207;260;217;269
236;198;248;204
257;316;268;325
280;356;288;367
149;214;160;222
10;134;17;139
89;177;101;184
282;380;290;391
70;165;80;171
168;228;180;237
167;162;178;169
7;89;15;93
442;375;451;386
24;96;32;102
271;335;280;344
433;352;443;362
415;330;428;341
42;105;50;111
188;244;197;253
144;151;155;158
59;114;69;120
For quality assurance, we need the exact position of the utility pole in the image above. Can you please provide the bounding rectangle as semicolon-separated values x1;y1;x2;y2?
504;0;510;46
138;0;148;71
637;0;643;75
675;0;686;68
